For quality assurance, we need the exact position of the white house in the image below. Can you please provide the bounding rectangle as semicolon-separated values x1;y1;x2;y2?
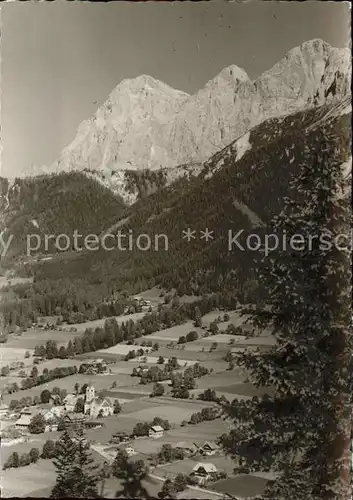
149;425;164;439
191;463;218;484
123;446;137;456
199;441;220;456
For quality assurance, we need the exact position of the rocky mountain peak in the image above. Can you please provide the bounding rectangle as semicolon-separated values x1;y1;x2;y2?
206;65;250;87
23;39;350;200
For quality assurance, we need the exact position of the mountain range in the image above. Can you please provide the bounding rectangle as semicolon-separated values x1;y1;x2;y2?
21;38;351;204
0;38;351;301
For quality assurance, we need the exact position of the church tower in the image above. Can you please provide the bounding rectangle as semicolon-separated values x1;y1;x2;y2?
85;385;95;403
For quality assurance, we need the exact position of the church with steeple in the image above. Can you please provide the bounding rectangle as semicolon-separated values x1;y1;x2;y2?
83;384;114;419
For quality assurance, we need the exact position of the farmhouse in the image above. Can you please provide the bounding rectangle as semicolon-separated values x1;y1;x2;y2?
63;394;78;412
19;407;35;417
14;414;31;431
191;463;218;485
175;441;198;455
84;385;114;418
199;441;220;456
64;413;86;430
135;366;149;376
84;420;105;430
149;425;164;439
110;432;130;444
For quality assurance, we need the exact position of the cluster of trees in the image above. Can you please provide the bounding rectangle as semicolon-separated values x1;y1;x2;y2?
124;168;168;200
189;406;220;425
170;363;211;398
223;351;236;371
1;359;27;377
124;348;148;362
111;449;150;498
225;323;246;336
150;382;165;397
138;339;159;350
158;474;191;498
34;301;208;361
78;362;107;375
134;357;180;384
4;438;63;467
3;448;40;469
156;444;185;464
132;416;171;437
9;386;68;410
197;388;220;403
28;413;47;434
19;365;77;391
177;330;199;344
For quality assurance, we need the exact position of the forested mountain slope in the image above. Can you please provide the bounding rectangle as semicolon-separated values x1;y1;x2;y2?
0;172;125;262
24;99;351;301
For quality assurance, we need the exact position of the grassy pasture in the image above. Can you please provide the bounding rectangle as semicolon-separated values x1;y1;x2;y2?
0;346;33;367
5;328;79;349
1;459;56;497
118;404;196;425
211;474;269;498
139;321;203;342
118;397;215;426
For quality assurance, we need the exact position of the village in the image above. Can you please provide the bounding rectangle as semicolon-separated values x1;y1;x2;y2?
0;288;277;498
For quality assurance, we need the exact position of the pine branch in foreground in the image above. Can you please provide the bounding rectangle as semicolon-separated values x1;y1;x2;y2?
51;429;78;498
51;424;101;498
71;424;101;498
219;133;352;499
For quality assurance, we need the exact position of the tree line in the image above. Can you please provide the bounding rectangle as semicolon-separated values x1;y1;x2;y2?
33;296;227;361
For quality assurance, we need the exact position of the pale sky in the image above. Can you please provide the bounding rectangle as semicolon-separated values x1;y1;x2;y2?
0;1;350;178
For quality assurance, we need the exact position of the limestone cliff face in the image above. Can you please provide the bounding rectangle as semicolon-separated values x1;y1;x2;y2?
47;76;189;175
167;39;350;165
25;39;350;203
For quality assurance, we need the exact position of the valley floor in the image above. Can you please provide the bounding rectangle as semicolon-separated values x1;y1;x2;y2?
0;295;276;498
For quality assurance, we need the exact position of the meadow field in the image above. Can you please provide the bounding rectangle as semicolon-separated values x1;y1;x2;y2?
68;311;146;333
1;459;57;497
0;346;33;367
4;328;79;349
0;300;277;499
1;452;164;498
210;474;269;498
